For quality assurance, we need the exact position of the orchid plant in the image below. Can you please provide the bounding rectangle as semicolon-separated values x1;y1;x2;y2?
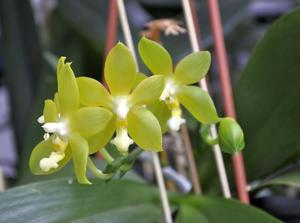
29;37;245;184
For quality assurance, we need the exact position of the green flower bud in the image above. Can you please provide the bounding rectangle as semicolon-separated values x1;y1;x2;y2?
218;118;245;154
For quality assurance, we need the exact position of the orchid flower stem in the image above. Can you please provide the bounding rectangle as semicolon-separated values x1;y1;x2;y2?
87;157;114;180
99;148;114;163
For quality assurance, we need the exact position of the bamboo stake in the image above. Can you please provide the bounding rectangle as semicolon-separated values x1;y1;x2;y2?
117;0;173;222
206;0;249;203
181;0;231;198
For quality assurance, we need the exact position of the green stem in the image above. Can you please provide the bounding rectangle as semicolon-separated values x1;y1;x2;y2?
87;157;113;180
99;148;114;163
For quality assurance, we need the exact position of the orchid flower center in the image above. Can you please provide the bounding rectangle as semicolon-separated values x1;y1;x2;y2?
160;79;177;102
113;96;130;120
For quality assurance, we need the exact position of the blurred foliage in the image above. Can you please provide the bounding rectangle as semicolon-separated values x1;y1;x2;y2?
0;178;281;223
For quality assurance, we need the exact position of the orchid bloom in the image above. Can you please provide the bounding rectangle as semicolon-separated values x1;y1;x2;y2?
29;57;113;184
138;37;220;131
77;43;164;154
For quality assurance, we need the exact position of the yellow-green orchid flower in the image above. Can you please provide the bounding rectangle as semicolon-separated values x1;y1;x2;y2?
29;57;113;184
138;37;220;131
77;43;165;154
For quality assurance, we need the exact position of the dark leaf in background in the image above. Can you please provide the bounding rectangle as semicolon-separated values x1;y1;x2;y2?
0;0;43;146
235;7;300;181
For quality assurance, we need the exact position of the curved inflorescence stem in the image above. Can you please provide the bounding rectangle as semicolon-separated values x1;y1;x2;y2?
87;158;114;180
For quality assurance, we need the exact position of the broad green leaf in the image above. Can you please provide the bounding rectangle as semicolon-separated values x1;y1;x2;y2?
104;43;136;95
234;8;300;181
138;37;173;75
148;100;171;134
176;205;209;223
127;106;162;152
130;75;164;106
43;99;58;122
218;118;245;154
177;196;282;223
88;116;116;154
133;72;148;88
174;51;211;85
69;133;90;184
0;179;162;223
72;107;113;136
57;57;80;116
29;139;71;175
177;86;219;124
77;77;112;107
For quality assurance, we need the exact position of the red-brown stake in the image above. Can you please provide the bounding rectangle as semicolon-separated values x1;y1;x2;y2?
206;0;250;203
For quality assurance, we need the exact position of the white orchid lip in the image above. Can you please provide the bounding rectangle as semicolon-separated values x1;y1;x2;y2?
111;128;133;153
167;116;186;131
113;96;130;120
160;79;178;101
39;151;65;172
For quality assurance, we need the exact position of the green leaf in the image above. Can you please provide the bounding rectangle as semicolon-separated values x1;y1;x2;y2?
218;118;245;154
234;8;300;181
147;100;171;134
130;75;165;106
177;86;219;124
69;133;91;184
0;179;162;223
127;106;162;152
174;51;211;85
176;205;209;223
72;107;113;136
77;77;112;107
43;99;58;122
104;43;136;95
29;139;71;175
57;57;80;116
88;116;116;154
177;196;282;223
249;167;300;190
138;37;173;75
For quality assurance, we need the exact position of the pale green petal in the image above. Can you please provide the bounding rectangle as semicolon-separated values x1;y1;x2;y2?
130;75;164;106
177;86;219;124
29;139;71;175
57;57;79;116
88;116;116;154
43;99;58;122
72;107;113;136
77;77;112;108
69;133;91;184
138;37;173;75
147;100;171;134
174;51;211;85
53;92;60;113
218;118;245;154
133;72;148;88
127;106;162;152
104;43;136;95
